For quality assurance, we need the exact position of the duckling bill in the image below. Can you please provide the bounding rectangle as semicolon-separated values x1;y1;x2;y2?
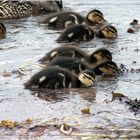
39;45;112;66
57;24;95;43
24;66;96;89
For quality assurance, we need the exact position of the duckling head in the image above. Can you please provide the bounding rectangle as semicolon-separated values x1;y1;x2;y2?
78;70;96;87
94;60;120;76
0;23;6;38
98;25;118;38
86;9;106;25
89;48;112;64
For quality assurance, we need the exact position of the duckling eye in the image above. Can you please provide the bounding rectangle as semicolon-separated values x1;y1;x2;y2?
104;66;109;69
100;53;105;57
93;14;97;17
104;28;109;33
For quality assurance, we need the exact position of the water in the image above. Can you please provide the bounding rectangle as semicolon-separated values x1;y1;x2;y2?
0;0;140;139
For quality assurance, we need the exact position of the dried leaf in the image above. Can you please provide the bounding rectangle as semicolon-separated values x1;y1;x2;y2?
111;92;126;101
81;107;90;114
25;118;33;124
0;70;11;77
0;120;14;129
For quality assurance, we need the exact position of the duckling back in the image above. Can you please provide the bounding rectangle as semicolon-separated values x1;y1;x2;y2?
57;24;95;43
41;11;87;30
47;57;89;74
39;45;89;64
24;66;79;89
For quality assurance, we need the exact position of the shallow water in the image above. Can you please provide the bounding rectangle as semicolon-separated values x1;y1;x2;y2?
0;0;140;139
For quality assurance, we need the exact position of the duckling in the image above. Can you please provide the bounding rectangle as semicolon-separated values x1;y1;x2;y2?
39;45;112;65
24;66;96;89
46;57;119;76
0;23;6;38
87;47;112;64
0;0;62;19
57;24;95;43
86;9;106;25
97;25;118;38
93;60;120;76
41;9;105;30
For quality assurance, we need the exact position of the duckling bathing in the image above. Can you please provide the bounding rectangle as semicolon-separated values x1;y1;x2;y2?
41;9;106;30
57;24;95;43
39;45;112;65
0;22;6;38
46;57;119;76
0;0;63;19
24;66;96;89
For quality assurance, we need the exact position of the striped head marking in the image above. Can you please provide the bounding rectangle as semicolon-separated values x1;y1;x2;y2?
87;9;105;24
78;70;95;87
93;51;112;63
99;61;119;76
100;26;117;38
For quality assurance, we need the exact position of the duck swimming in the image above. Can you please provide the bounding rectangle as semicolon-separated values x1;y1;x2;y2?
24;66;96;89
39;45;112;65
41;9;106;30
57;24;95;43
0;22;6;38
0;0;63;19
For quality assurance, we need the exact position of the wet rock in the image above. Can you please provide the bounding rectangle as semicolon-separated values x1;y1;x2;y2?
127;28;135;33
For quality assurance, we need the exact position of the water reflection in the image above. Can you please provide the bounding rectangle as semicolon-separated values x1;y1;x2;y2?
30;87;96;103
